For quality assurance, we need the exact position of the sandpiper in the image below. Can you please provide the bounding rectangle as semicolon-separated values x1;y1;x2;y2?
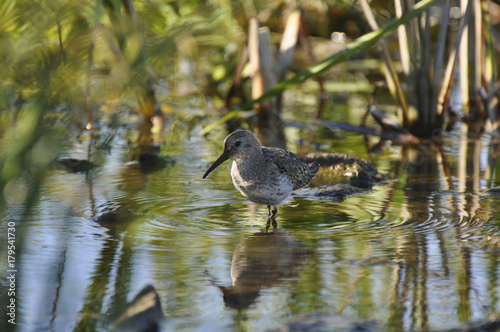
203;130;319;229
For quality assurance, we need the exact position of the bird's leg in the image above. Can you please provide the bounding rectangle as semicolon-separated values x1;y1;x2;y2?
270;206;278;229
266;205;272;230
265;206;278;229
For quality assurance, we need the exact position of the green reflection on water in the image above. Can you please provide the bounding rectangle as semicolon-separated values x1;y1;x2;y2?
2;120;500;331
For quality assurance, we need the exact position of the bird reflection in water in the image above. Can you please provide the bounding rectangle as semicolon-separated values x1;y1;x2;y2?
216;230;314;309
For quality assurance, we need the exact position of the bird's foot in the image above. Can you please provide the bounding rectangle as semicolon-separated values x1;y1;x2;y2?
265;217;276;230
271;215;277;229
265;216;277;231
268;207;278;230
265;206;278;231
271;207;278;228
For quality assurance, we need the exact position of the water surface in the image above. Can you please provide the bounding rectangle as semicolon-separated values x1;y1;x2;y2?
2;121;500;331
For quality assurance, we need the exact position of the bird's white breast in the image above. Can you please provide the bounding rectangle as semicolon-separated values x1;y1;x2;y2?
230;161;294;206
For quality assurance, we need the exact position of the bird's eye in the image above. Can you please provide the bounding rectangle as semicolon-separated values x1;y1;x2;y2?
235;141;241;147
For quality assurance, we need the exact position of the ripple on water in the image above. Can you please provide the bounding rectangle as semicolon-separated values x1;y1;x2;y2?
10;128;500;331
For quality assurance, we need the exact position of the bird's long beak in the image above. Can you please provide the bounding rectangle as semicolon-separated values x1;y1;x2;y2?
203;152;229;179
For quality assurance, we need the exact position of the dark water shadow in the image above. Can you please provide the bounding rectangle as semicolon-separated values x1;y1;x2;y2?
112;285;166;332
214;229;314;310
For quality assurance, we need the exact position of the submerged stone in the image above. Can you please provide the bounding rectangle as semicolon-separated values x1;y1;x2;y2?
112;285;165;332
138;151;175;173
52;158;98;172
94;208;135;226
486;186;500;194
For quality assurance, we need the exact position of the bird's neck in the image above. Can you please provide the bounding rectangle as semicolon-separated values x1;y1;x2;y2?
233;148;264;165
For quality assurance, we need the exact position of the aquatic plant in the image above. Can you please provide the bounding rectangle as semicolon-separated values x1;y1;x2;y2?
202;0;499;139
361;0;498;137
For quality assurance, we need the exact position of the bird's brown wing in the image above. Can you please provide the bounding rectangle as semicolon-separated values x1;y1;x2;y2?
263;147;318;190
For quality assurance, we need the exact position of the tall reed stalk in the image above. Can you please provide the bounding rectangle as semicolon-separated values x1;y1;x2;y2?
363;0;497;137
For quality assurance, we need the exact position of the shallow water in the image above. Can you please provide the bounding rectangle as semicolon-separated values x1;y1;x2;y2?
2;123;500;331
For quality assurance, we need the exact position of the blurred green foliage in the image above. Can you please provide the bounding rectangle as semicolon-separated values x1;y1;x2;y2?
0;0;247;211
0;0;366;213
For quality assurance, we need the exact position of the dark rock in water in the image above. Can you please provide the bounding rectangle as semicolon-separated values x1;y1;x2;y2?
284;313;377;332
113;285;165;332
303;153;385;188
52;158;97;173
486;186;500;194
94;208;135;226
138;152;174;173
299;184;367;202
